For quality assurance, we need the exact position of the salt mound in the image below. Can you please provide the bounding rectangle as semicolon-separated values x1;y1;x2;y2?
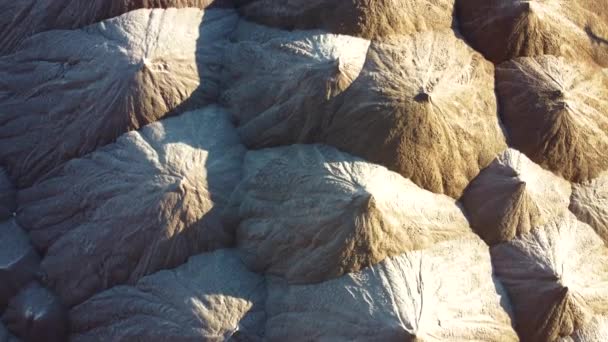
457;0;608;65
229;144;472;283
0;0;230;55
235;0;455;38
221;20;370;148
0;8;237;187
265;236;518;341
462;149;571;245
0;169;15;220
492;214;608;341
570;172;608;244
322;30;506;198
16;107;245;307
496;55;608;183
70;249;266;341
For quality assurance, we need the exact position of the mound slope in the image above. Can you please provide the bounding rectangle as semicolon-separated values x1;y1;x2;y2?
16;107;245;307
457;0;608;65
492;214;608;341
0;169;15;220
70;249;266;342
229;144;472;284
0;8;237;187
496;55;608;183
322;30;506;198
235;0;455;38
570;172;608;244
266;236;518;341
462;149;572;245
0;0;230;55
221;21;370;148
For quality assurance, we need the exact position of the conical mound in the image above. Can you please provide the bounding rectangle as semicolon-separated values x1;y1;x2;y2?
462;148;571;245
0;0;230;55
0;8;237;187
227;144;472;284
265;236;518;341
570;172;608;244
221;20;370;148
491;214;608;341
496;55;608;183
16;107;245;307
322;29;507;198
234;0;456;38
70;249;266;341
457;0;608;66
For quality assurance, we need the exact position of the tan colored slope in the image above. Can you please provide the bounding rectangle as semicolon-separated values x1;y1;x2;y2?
322;30;506;198
496;55;608;183
0;8;237;187
266;236;518;341
229;144;472;284
492;214;608;342
0;0;231;55
234;0;455;39
462;149;572;245
457;0;608;66
221;20;370;148
70;250;266;341
570;172;608;244
16;107;245;307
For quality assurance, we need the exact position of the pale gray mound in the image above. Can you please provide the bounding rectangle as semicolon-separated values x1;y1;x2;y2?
0;8;237;187
496;55;608;183
0;0;232;55
16;107;246;307
0;220;40;310
235;0;456;39
2;282;68;342
462;148;572;245
230;144;472;284
457;0;608;66
221;20;370;148
0;169;15;220
70;249;266;342
492;214;608;342
570;172;608;244
322;30;506;198
266;236;518;341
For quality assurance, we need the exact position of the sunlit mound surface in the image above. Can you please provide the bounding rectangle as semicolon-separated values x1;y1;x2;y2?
492;214;608;342
322;29;506;198
457;0;608;66
1;1;608;342
234;0;456;38
17;107;245;307
496;55;608;184
0;0;230;55
570;172;608;244
462;149;572;245
228;144;471;284
0;8;236;188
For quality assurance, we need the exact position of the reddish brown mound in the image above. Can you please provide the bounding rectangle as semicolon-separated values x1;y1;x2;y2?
495;55;608;183
0;0;231;55
457;0;608;66
322;30;506;198
235;0;455;38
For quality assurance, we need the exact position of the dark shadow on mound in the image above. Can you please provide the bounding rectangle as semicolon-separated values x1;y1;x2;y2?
585;25;608;46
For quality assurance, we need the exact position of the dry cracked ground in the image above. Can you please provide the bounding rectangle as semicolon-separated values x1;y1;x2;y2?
1;0;608;341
